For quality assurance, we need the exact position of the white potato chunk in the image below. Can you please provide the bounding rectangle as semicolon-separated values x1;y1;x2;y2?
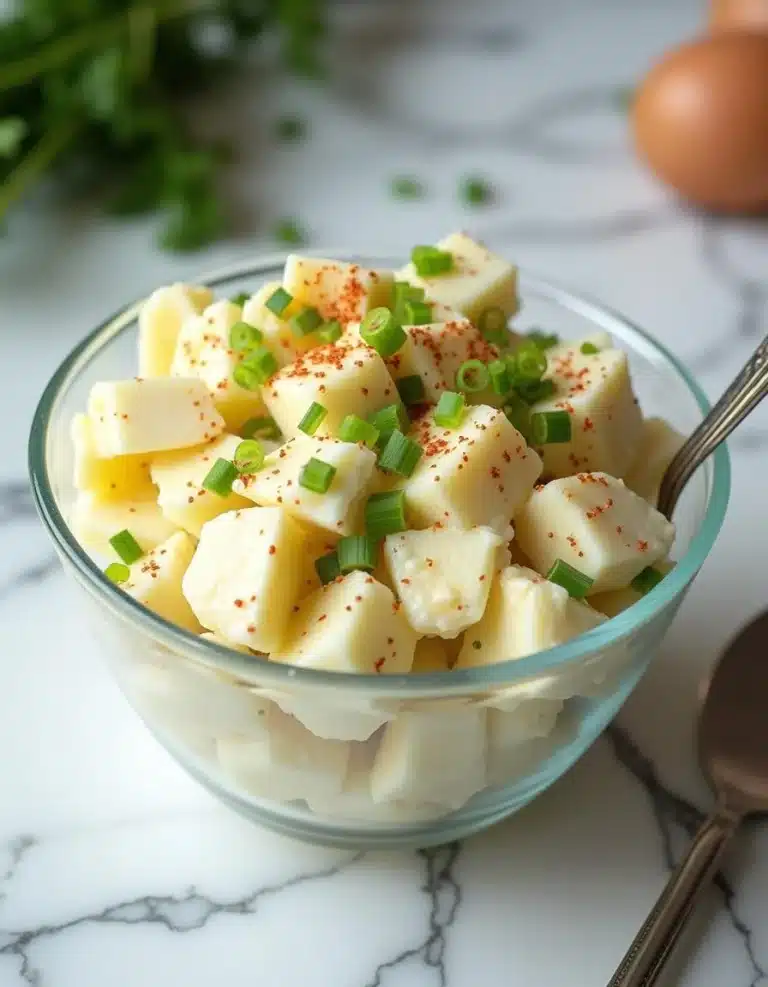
170;300;268;430
269;691;393;742
624;417;685;505
405;405;542;532
271;571;418;675
242;280;314;368
411;637;452;673
122;531;201;633
590;558;675;617
71;413;154;501
151;433;251;536
87;378;225;456
262;339;397;439
370;707;487;809
182;506;307;653
487;710;573;786
138;283;212;377
71;492;178;558
532;339;643;479
283;255;393;324
516;473;675;593
233;435;377;536
384;526;504;638
487;700;562;749
217;706;350;803
396;233;519;322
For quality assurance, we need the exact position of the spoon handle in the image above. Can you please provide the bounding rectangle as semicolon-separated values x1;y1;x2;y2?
657;334;768;519
605;807;740;987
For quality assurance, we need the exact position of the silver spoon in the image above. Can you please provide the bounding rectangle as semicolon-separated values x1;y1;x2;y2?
606;609;768;987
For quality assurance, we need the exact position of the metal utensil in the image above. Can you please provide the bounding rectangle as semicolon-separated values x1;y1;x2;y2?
606;609;768;987
657;335;768;519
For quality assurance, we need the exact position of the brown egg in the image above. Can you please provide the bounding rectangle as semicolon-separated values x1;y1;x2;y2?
632;33;768;213
710;0;768;32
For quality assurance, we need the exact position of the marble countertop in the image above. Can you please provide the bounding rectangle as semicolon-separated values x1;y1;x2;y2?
1;1;767;984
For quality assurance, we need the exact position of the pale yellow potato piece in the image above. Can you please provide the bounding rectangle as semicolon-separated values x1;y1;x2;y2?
624;417;685;506
71;413;154;501
404;405;542;532
182;506;307;653
590;558;675;617
122;531;202;633
138;283;212;377
150;433;251;536
70;492;178;558
486;705;567;786
345;322;450;403
283;255;393;324
411;637;451;673
242;280;314;368
87;378;225;456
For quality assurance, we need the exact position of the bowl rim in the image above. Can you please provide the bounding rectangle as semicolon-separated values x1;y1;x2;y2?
28;252;731;696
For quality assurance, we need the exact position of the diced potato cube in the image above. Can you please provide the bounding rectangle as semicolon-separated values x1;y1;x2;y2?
423;318;499;395
404;405;542;532
283;256;394;324
138;283;212;377
590;558;675;617
87;378;225;456
71;492;178;558
233;435;377;536
411;637;451;673
487;709;571;786
182;506;307;652
170;300;268;430
262;339;397;439
271;571;418;675
216;706;350;803
151;433;251;536
516;473;675;593
487;700;563;749
269;691;394;742
354;323;451;403
370;707;487;808
384;526;504;638
71;413;154;501
531;339;643;478
242;280;314;368
396;233;519;322
624;417;685;505
123;531;202;633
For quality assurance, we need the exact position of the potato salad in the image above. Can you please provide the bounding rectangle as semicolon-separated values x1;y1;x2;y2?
69;233;684;820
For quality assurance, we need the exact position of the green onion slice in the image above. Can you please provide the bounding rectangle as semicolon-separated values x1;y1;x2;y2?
580;341;599;355
514;341;548;381
397;374;426;406
233;439;265;474
404;300;433;325
105;562;130;584
360;307;406;358
365;490;407;540
411;245;454;278
265;287;293;317
298;401;327;436
503;394;531;440
631;566;664;595
527;330;560;350
315;551;341;585
109;529;143;565
230;292;250;307
368;403;409;446
488;358;512;397
233;346;279;389
202;458;239;497
337;535;378;574
378;430;423;477
291;306;323;337
317;320;343;344
531;410;572;445
392;281;425;322
299;457;337;494
241;416;281;441
229;321;263;353
547;559;594;599
478;307;508;347
338;414;380;449
460;175;493;206
516;378;556;405
434;390;466;429
456;359;490;393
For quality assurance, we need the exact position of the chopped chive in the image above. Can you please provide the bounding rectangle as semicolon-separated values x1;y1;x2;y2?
317;320;342;344
513;340;548;382
392;281;425;323
368;403;408;447
241;416;281;441
230;292;250;307
365;490;407;540
378;429;422;477
337;535;378;574
397;374;426;406
531;410;572;444
404;300;433;325
273;218;306;246
233;439;265;474
478;307;509;347
265;287;293;317
338;414;380;449
488;358;512;397
580;341;600;355
202;458;239;497
290;305;323;337
504;394;531;440
391;175;425;200
315;551;341;585
411;245;454;278
456;359;490;393
105;562;130;584
631;566;664;595
460;175;493;206
109;529;143;565
298;401;327;436
434;390;466;429
547;559;594;599
229;320;263;353
516;378;556;405
527;330;559;350
274;114;306;142
233;345;278;389
360;307;406;358
299;457;336;494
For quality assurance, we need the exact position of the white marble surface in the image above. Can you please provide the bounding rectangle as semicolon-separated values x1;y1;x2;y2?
1;1;767;984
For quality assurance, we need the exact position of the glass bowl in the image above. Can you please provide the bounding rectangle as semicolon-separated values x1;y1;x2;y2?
28;255;730;849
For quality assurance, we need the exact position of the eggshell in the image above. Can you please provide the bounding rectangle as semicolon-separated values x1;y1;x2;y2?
710;0;768;33
632;33;768;213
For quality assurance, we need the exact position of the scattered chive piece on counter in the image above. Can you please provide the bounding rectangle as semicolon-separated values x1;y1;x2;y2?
109;529;143;565
546;558;594;599
434;390;466;429
391;176;425;200
478;306;508;347
410;245;453;277
299;457;337;494
378;430;423;477
580;341;600;355
105;562;130;584
397;374;426;406
359;307;406;358
315;551;341;585
233;439;265;474
274;115;306;142
631;566;664;595
527;330;560;350
516;378;555;405
233;346;278;389
230;292;250;307
229;321;263;352
338;414;380;449
202;458;239;497
514;341;548;381
368;403;407;447
265;287;293;317
317;320;342;344
298;402;328;436
291;306;323;337
273;218;307;246
366;490;408;539
404;300;433;325
504;394;531;439
531;410;572;445
338;535;378;574
241;416;281;441
460;175;493;206
488;358;512;397
456;359;490;393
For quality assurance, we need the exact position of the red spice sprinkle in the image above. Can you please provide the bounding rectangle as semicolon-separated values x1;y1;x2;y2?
547;531;554;539
583;417;595;432
616;525;623;534
355;595;363;602
374;658;386;673
318;614;327;622
400;578;411;585
345;605;352;612
479;574;486;581
387;637;394;644
234;599;244;608
292;605;300;612
269;545;276;555
637;540;649;552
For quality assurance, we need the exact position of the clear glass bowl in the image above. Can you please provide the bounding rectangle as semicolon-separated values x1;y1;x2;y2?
28;255;730;849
